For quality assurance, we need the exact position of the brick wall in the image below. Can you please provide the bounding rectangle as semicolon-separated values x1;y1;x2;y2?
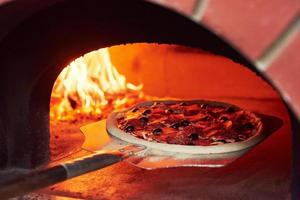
148;0;300;117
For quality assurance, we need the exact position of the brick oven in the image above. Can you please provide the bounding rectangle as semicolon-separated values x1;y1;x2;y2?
0;0;299;199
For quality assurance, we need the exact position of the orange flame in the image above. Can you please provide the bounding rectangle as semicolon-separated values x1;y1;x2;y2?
50;48;143;121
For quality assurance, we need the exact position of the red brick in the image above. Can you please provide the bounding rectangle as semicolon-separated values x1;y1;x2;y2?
201;0;300;60
267;32;300;117
0;0;10;5
147;0;197;16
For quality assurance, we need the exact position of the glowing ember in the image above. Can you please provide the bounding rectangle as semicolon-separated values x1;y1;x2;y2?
50;48;144;121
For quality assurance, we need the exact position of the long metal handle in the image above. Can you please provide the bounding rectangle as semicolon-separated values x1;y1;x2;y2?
0;145;144;199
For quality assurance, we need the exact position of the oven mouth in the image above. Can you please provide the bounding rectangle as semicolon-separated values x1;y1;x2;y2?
48;43;286;162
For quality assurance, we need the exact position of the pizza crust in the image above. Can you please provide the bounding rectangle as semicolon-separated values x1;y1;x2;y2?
106;100;264;154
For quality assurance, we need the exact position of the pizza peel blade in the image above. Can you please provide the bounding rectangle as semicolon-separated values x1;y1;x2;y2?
80;120;249;169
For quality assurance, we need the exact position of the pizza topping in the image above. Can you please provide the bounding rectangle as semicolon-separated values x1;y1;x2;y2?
181;120;190;127
139;117;149;124
206;130;219;137
200;104;208;109
117;101;261;146
153;128;163;135
165;109;174;114
201;115;211;121
184;104;200;116
171;122;181;129
226;106;236;113
188;133;199;140
238;134;247;141
125;125;135;133
180;102;188;106
243;122;254;130
142;109;151;116
219;115;229;122
132;108;139;113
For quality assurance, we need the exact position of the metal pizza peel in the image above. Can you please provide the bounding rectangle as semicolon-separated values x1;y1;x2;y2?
79;99;283;170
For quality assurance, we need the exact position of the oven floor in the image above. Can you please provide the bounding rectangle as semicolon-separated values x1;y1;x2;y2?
36;97;292;200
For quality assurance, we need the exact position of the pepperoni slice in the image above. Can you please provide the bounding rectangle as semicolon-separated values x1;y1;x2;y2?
117;101;261;146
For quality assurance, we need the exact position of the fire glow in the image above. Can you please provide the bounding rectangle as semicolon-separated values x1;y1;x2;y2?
50;48;145;121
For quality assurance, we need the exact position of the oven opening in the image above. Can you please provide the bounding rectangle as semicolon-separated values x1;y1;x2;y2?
49;43;286;162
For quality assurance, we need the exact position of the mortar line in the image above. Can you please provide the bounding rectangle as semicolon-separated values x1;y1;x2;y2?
255;14;300;71
190;0;209;22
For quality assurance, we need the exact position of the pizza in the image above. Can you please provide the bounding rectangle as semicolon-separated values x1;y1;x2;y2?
115;101;262;146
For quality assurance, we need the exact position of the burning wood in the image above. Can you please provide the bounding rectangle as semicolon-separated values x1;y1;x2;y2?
50;48;146;121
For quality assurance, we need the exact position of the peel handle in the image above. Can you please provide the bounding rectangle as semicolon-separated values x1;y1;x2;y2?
0;145;142;199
